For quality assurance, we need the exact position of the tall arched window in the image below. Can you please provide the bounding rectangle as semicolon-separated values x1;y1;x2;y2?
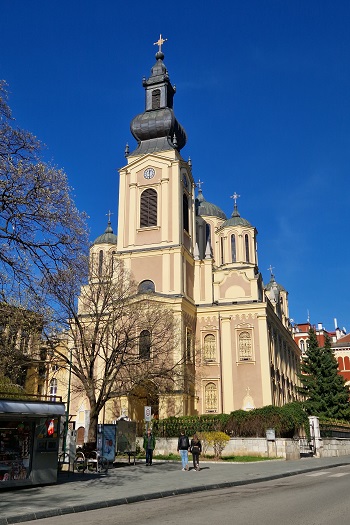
98;250;103;276
239;331;253;361
139;330;151;359
245;234;250;262
231;234;236;262
140;188;157;228
203;334;216;361
183;193;189;232
49;378;57;398
205;383;218;412
152;89;161;109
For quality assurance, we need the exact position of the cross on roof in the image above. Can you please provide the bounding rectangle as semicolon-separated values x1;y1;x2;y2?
106;210;114;223
268;265;275;276
154;34;168;52
196;179;204;190
230;192;240;205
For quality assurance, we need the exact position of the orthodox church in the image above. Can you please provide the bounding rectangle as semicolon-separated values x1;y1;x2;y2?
87;39;301;423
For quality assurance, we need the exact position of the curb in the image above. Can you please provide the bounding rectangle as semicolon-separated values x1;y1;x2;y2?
1;461;349;524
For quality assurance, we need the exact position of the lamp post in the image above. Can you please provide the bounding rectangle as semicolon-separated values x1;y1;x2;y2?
63;346;73;455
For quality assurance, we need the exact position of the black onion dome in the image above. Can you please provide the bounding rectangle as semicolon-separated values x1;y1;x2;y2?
129;49;187;156
93;221;117;246
196;188;227;220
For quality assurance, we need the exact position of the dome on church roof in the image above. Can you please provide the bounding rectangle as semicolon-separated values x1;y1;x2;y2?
265;274;286;292
217;200;252;230
196;189;227;220
93;221;117;246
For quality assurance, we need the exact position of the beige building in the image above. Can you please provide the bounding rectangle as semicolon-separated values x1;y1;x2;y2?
75;44;301;428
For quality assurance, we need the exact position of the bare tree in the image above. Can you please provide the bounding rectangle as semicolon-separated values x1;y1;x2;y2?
0;81;89;305
45;254;185;444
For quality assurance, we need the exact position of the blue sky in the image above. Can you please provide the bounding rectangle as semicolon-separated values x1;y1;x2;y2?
1;1;349;331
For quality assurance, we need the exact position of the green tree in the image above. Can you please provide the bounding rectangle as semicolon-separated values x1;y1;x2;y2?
298;328;350;420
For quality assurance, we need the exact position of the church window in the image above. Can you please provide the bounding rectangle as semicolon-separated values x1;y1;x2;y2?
206;223;211;243
300;340;305;353
139;330;151;360
231;234;236;262
203;334;216;361
238;331;253;361
49;378;57;399
205;382;218;412
140;188;157;228
220;237;224;264
186;328;193;362
183;194;189;232
98;250;103;276
245;234;250;262
152;89;161;109
138;280;155;293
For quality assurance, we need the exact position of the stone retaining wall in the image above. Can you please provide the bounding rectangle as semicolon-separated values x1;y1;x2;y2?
145;436;350;460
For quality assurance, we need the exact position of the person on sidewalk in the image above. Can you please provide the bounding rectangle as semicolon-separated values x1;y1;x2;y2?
190;434;202;471
177;429;190;471
143;428;156;466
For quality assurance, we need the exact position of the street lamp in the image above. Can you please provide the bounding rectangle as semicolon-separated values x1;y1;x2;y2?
63;346;73;456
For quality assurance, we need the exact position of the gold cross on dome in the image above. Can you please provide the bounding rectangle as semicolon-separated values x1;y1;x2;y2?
154;34;168;52
230;192;240;205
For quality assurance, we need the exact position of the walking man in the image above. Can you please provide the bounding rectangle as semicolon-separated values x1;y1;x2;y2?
143;427;156;466
177;429;190;471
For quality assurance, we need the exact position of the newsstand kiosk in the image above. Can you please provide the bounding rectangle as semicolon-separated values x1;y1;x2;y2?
0;397;65;488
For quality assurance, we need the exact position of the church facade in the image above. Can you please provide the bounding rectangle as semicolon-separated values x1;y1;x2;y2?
87;42;301;423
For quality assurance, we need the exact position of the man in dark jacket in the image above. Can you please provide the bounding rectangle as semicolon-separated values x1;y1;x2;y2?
177;430;190;471
143;428;156;466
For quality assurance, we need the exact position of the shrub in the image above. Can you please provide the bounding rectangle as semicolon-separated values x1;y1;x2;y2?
198;431;230;459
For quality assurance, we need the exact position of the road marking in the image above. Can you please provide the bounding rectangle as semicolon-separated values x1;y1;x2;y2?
329;473;349;478
305;472;331;476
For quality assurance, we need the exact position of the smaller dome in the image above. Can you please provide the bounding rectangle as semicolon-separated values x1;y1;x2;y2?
196;189;227;220
217;201;251;231
265;274;286;292
93;221;117;246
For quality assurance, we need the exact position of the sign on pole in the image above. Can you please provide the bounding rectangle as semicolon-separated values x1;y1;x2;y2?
144;406;152;422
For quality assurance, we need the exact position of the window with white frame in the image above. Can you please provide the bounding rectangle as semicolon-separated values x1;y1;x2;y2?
205;382;218;412
203;334;216;361
238;331;253;361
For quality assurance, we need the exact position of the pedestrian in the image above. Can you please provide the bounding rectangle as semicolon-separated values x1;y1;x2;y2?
143;427;156;466
177;429;190;471
190;434;202;471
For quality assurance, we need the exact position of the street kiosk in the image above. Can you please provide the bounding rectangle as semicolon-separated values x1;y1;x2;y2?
0;397;65;488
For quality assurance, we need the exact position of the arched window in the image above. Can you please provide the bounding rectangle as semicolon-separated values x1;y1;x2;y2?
139;330;151;359
205;383;218;412
231;234;236;262
152;89;161;109
49;378;57;398
98;250;103;276
245;234;250;262
140;188;157;228
186;328;193;362
138;280;155;293
220;237;224;264
183;193;189;232
239;331;253;361
203;334;216;361
300;340;305;353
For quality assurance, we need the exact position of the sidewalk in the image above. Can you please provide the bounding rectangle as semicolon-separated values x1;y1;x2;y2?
1;455;350;525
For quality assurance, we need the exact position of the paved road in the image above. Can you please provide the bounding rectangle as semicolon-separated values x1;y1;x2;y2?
11;465;350;525
1;456;350;524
